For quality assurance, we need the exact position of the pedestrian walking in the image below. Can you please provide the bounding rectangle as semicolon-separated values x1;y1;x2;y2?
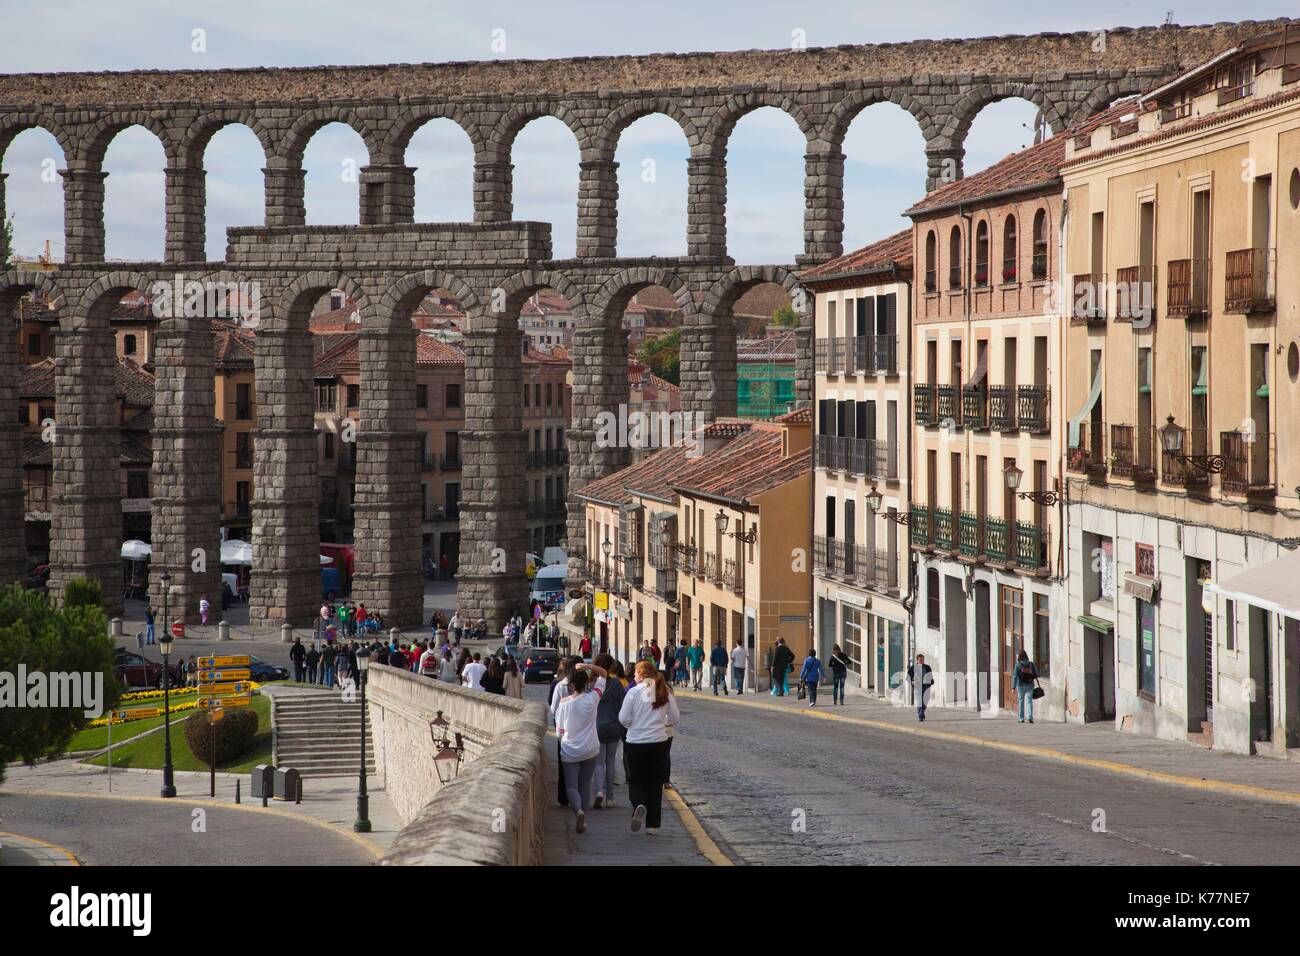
593;653;625;809
419;642;439;679
554;661;610;833
438;650;458;683
673;640;688;687
730;640;748;694
770;639;794;697
908;653;934;721
687;638;705;691
828;644;850;705
461;653;486;691
289;636;306;683
709;641;729;695
619;659;680;835
481;657;505;695
336;646;352;689
662;637;677;685
322;642;337;687
145;606;155;645
305;643;319;684
799;648;825;707
503;658;525;698
319;602;330;640
1014;649;1039;723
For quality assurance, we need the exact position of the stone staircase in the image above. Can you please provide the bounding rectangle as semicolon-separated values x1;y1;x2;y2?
271;690;375;778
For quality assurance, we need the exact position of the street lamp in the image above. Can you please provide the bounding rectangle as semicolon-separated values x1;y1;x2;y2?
601;538;612;585
1160;413;1224;474
353;646;371;833
430;710;465;784
716;510;758;691
158;571;176;799
1004;461;1060;506
866;485;911;525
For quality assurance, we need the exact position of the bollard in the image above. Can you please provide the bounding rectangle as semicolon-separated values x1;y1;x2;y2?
235;779;241;804
389;627;400;646
262;792;268;808
110;617;124;638
217;620;231;642
296;776;303;805
280;622;293;644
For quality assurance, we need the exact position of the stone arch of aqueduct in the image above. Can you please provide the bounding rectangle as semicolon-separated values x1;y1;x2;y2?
0;20;1285;627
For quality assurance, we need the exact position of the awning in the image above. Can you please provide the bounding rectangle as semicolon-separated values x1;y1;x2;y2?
1068;366;1103;449
1205;549;1300;619
1077;614;1114;633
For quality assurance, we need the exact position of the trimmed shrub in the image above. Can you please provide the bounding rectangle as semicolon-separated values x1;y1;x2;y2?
184;707;258;768
63;576;102;608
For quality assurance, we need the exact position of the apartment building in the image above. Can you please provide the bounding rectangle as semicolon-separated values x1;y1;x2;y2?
578;413;811;679
1060;28;1300;755
803;229;913;698
905;131;1077;717
214;323;256;541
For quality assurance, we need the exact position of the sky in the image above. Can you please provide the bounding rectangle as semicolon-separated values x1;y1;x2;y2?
2;0;1295;264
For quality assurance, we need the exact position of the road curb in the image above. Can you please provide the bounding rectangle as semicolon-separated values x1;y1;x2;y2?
689;693;1300;808
0;829;81;865
664;785;734;866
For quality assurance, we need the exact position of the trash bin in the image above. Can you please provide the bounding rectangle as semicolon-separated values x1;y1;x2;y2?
250;764;274;800
273;766;301;802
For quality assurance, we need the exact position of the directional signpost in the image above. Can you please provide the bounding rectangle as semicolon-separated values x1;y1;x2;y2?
197;655;252;796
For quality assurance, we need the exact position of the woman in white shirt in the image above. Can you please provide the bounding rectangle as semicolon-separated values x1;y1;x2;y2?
618;659;680;835
554;662;609;833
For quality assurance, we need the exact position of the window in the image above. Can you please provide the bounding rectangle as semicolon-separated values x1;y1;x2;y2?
924;231;937;293
324;431;335;460
1225;599;1237;652
235;431;252;469
1137;598;1156;699
346;384;360;409
1033;593;1050;678
927;567;940;630
236;382;252;420
1000;583;1025;657
1032;208;1048;279
313;382;334;414
416;384;428;410
534;384;542;407
123;334;137;355
545;383;553;408
1135;543;1155;578
126;470;149;499
948;225;962;289
974;220;989;286
1002;215;1017;282
842;606;862;675
523;385;530;408
235;481;251;516
1099;538;1116;601
27;333;41;356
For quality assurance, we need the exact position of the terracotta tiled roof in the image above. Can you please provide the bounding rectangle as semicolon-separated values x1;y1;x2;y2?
21;356;154;407
415;336;466;366
800;228;913;281
738;329;798;361
313;333;361;376
577;445;697;507
214;324;255;370
906;105;1125;217
671;422;810;504
523;346;571;367
521;292;573;316
21;360;55;399
23;434;51;467
120;432;152;466
23;428;152;468
775;407;812;424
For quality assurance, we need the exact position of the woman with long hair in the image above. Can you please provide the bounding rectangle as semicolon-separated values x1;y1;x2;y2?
481;656;505;695
503;657;525;699
554;662;609;833
618;659;680;834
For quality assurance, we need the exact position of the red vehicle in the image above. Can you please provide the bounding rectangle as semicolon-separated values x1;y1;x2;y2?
113;648;181;690
319;543;354;593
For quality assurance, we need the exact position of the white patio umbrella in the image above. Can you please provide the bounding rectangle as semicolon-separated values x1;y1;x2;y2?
220;539;253;566
121;540;152;561
320;554;332;565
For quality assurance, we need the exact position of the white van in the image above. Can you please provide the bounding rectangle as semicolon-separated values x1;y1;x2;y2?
530;564;568;610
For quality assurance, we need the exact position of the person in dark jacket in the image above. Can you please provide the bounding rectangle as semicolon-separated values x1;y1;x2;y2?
1013;649;1038;723
770;639;795;697
304;643;320;684
709;642;730;695
799;648;825;707
828;643;850;705
289;637;306;682
593;653;626;808
907;654;934;721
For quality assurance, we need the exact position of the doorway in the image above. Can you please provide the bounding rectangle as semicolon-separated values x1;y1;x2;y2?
998;584;1024;709
944;573;968;705
1083;623;1116;721
974;580;991;708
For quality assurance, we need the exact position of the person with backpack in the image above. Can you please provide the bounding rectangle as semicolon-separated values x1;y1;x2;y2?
799;648;825;707
709;641;729;695
828;644;851;705
1014;649;1039;723
593;653;626;809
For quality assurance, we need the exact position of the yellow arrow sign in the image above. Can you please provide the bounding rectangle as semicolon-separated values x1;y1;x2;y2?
197;669;251;683
110;707;163;721
197;656;251;668
198;681;252;696
199;695;251;710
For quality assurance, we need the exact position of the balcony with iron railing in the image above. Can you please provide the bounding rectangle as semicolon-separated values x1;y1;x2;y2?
958;512;985;560
1017;386;1050;434
1160;425;1212;489
815;435;900;480
936;386;961;426
1109;424;1157;483
1220;430;1275;497
701;551;721;584
814;536;898;592
440;452;462;471
989;385;1016;431
1067;420;1107;478
933;507;954;552
1069;273;1107;325
910;505;932;548
1167;258;1210;319
961;385;988;431
914;384;937;426
853;335;900;375
1114;265;1156;324
1224;248;1275;314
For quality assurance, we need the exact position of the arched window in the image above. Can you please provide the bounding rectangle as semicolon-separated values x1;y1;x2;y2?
1032;208;1048;279
924;231;937;293
948;225;963;290
1002;215;1017;283
974;221;989;287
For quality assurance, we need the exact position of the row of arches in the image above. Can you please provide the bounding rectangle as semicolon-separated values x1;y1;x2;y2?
922;206;1054;291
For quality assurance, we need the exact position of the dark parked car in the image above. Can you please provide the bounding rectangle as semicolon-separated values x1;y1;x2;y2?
113;648;179;690
248;655;289;682
521;647;559;684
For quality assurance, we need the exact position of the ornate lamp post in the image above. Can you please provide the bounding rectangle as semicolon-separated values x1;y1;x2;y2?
866;485;911;524
431;710;465;784
159;571;176;798
600;539;612;588
353;646;371;833
715;511;758;692
1004;462;1060;505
